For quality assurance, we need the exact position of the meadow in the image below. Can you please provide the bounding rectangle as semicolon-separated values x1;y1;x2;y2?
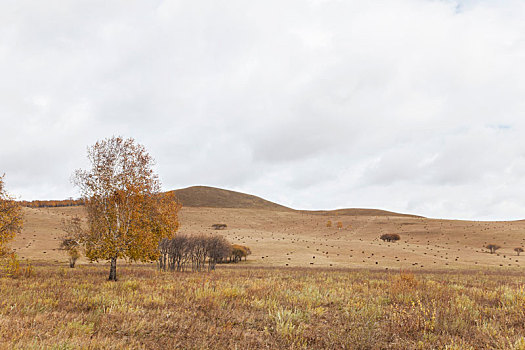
1;263;525;349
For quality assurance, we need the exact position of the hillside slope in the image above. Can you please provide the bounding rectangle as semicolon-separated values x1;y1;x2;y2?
170;186;423;218
303;208;423;218
170;186;292;211
11;206;525;271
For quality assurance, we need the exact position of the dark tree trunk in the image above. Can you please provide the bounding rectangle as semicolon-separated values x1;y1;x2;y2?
109;257;117;281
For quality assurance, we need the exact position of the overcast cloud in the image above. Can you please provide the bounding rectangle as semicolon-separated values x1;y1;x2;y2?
1;0;525;220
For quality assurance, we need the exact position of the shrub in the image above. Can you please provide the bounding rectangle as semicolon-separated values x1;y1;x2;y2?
326;220;332;228
380;233;401;242
212;224;227;230
60;218;83;268
230;244;252;263
159;234;233;272
0;252;31;278
485;244;501;254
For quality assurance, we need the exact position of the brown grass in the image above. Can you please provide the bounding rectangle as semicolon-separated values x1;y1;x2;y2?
12;206;525;272
1;263;525;349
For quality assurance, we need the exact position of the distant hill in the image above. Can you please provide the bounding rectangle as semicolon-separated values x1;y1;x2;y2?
301;208;423;218
170;186;292;211
170;186;423;217
18;185;422;217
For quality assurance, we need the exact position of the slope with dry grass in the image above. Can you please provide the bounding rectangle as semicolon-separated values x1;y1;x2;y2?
10;204;525;272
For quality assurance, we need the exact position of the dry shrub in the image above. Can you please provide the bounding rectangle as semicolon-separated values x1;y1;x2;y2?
380;233;401;242
1;252;32;278
390;270;419;297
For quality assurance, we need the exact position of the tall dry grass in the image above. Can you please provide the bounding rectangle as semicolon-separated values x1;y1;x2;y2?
1;263;524;349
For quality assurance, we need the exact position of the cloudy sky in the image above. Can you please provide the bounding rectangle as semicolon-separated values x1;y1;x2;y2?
1;0;525;220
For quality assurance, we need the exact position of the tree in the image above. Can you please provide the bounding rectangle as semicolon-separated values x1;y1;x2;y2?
485;244;500;254
326;220;332;228
211;224;227;230
336;221;343;230
0;175;23;257
74;137;180;281
380;233;400;242
514;247;523;256
60;217;83;268
231;244;251;262
206;235;231;271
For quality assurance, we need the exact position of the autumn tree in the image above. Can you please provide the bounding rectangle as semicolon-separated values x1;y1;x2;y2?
74;137;180;281
514;247;523;256
326;220;332;228
485;244;500;254
231;244;251;262
336;221;343;230
0;175;23;257
60;217;83;268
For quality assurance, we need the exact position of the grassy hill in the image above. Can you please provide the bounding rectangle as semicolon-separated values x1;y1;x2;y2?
170;186;422;218
170;186;293;211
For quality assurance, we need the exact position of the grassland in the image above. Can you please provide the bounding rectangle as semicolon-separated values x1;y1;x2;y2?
1;263;525;349
13;206;525;271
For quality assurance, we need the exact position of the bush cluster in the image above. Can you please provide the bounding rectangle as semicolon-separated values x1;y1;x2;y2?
158;235;251;272
380;233;401;242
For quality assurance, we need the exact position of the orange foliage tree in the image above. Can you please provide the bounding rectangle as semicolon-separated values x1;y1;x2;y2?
0;175;23;257
74;137;180;281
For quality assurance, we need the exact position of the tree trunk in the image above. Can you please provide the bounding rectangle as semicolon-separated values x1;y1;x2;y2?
109;257;117;281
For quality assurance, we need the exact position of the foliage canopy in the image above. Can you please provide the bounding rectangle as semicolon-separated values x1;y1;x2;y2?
74;136;180;280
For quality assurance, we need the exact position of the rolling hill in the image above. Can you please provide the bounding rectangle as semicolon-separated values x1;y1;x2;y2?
10;185;525;271
170;185;422;218
170;186;292;211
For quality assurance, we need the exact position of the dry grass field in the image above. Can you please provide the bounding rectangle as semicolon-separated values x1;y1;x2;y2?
1;264;525;349
4;187;525;348
11;203;525;271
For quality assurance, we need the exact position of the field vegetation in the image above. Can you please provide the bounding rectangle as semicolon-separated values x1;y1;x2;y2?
1;263;525;349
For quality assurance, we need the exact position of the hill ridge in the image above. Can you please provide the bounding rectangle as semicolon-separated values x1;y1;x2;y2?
171;185;423;218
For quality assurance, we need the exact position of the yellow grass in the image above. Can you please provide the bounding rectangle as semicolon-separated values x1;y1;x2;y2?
1;263;525;349
12;206;525;271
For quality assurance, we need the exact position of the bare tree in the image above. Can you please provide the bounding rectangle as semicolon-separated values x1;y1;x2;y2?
159;234;234;272
206;235;231;270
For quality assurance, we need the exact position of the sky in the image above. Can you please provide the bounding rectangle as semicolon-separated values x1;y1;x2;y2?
1;0;525;220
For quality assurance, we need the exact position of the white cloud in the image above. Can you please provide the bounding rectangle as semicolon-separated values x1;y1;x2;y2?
1;0;525;220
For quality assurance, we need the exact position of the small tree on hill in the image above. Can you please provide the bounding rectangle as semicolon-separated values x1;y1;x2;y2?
0;175;23;257
74;137;180;281
60;217;83;268
231;244;251;262
514;247;523;256
336;221;343;230
380;233;400;242
212;224;227;230
326;220;332;228
485;244;500;254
